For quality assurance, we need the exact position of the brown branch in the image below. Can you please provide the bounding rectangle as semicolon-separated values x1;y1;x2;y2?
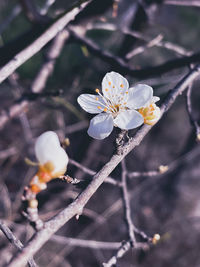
0;0;90;84
7;64;200;267
0;220;37;267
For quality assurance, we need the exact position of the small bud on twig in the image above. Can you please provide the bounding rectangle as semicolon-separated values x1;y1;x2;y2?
159;165;169;174
152;233;160;245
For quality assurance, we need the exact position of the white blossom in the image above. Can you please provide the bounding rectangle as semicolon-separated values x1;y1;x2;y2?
138;96;161;125
35;131;68;177
78;71;157;139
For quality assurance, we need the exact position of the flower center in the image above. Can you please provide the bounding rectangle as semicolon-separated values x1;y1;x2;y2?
95;88;128;114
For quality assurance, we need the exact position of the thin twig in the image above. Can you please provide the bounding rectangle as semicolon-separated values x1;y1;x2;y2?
0;220;37;267
7;65;200;267
51;235;121;250
0;0;91;84
186;83;200;140
69;158;122;187
121;160;136;246
164;0;200;7
103;240;149;267
70;26;199;78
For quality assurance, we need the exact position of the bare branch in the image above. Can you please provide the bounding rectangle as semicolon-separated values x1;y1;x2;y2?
70;26;200;78
51;235;121;250
164;0;200;7
0;0;91;84
121;160;136;245
7;64;200;267
186;83;200;140
0;220;37;267
103;241;149;267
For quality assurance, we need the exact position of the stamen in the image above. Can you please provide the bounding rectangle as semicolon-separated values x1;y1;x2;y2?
95;89;100;93
95;97;99;101
112;86;115;88
108;82;111;85
97;106;102;109
103;108;107;112
120;84;124;88
105;88;109;92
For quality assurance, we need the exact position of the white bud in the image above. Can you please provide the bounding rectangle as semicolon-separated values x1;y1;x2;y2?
35;131;68;177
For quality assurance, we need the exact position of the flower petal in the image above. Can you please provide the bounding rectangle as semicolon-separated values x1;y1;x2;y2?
77;94;105;114
114;110;144;130
126;84;153;109
87;113;114;139
102;71;129;100
35;131;68;175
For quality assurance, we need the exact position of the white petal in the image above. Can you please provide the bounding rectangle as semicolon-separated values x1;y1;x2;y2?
102;71;129;100
114;110;144;130
77;94;106;114
51;147;69;175
145;106;161;125
152;96;160;103
87;113;114;139
126;84;153;109
35;131;68;174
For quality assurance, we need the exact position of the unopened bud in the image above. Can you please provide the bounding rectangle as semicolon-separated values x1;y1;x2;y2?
152;233;160;244
197;133;200;142
159;165;168;174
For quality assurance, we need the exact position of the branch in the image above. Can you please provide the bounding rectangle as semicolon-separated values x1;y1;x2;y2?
103;240;149;267
70;26;200;78
121;160;136;245
0;220;37;267
69;158;122;187
0;0;91;84
186;83;200;141
51;235;121;250
7;64;200;267
164;0;200;7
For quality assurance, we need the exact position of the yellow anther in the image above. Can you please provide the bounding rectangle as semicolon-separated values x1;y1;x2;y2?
125;91;128;94
120;84;124;88
108;82;111;85
97;106;101;109
123;102;127;105
95;97;99;101
112;85;115;88
95;88;100;93
105;88;109;92
103;108;107;112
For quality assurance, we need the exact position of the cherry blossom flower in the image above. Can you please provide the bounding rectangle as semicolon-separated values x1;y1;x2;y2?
78;71;159;139
138;96;161;126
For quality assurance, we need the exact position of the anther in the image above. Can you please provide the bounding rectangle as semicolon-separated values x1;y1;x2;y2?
103;108;107;112
108;82;111;85
97;106;101;109
95;88;100;93
120;84;124;88
105;88;109;92
95;97;99;101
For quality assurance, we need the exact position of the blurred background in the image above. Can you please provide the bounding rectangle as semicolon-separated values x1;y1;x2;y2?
0;0;200;266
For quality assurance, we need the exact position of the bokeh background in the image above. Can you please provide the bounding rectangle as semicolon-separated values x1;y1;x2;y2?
0;0;200;266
